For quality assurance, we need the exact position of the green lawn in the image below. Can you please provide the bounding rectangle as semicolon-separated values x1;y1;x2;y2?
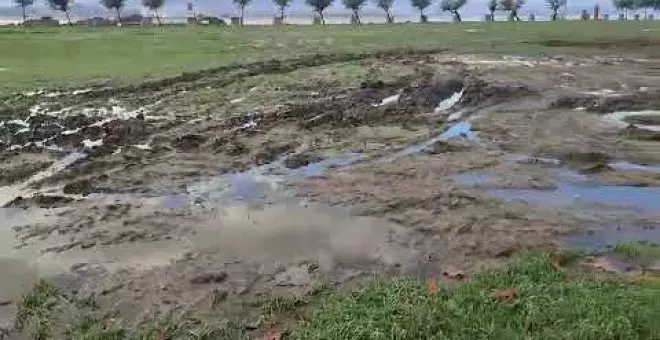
1;21;659;95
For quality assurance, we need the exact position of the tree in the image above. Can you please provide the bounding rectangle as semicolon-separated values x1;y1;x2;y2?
343;0;367;23
14;0;34;24
143;0;165;25
375;0;395;23
613;0;634;18
440;0;466;21
546;0;566;20
305;0;334;24
500;0;524;20
411;0;432;22
634;0;654;18
101;0;125;23
47;0;72;24
487;0;497;20
233;0;251;25
274;0;291;21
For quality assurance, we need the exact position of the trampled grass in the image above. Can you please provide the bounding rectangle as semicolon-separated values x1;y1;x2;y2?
1;21;659;95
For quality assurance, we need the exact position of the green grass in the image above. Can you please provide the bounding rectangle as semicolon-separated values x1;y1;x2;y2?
15;279;60;340
1;21;659;95
611;242;660;261
291;253;660;340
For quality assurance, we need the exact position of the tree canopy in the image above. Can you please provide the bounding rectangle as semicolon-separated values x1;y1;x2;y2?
305;0;334;23
411;0;432;12
142;0;164;10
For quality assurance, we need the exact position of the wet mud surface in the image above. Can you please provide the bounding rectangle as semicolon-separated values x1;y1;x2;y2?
2;51;660;336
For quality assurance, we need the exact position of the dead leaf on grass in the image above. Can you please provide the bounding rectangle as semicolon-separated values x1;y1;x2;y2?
549;253;564;271
489;288;517;302
427;277;439;295
442;266;466;280
153;328;164;340
261;328;282;340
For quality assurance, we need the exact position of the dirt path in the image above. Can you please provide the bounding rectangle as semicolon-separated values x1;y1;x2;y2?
1;51;659;337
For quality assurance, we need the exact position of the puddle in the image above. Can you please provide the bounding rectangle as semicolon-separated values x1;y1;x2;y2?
608;161;660;173
602;110;660;132
486;183;660;213
394;121;475;158
434;90;463;113
452;172;499;186
454;165;660;213
567;226;660;252
187;152;363;207
373;93;400;107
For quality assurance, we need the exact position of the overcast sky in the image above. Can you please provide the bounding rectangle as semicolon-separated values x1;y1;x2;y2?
0;0;630;20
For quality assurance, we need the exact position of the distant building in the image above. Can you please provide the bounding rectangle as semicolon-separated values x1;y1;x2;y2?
195;15;227;25
79;16;114;27
121;14;149;26
24;16;59;27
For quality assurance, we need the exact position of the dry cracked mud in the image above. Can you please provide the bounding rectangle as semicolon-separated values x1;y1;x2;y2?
1;50;660;338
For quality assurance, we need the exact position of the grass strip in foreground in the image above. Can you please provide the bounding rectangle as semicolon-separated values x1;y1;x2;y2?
291;253;660;340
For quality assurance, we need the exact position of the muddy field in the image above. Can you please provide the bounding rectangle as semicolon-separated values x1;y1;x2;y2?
1;50;660;337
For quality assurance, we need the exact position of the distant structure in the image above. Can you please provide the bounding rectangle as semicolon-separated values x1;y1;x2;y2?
79;16;114;27
24;16;59;26
187;2;195;24
196;15;226;25
594;4;600;20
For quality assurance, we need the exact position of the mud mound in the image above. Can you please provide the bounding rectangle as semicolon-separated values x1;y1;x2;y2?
619;125;660;141
551;92;660;113
289;73;465;128
459;76;535;108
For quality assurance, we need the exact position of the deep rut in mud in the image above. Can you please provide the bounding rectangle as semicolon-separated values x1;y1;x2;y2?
1;51;660;337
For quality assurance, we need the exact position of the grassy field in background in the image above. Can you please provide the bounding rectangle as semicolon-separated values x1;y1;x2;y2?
0;21;659;94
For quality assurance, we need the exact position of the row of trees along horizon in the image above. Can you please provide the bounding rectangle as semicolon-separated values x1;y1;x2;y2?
12;0;660;26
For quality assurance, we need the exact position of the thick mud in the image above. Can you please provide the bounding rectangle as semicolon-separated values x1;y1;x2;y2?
2;51;660;337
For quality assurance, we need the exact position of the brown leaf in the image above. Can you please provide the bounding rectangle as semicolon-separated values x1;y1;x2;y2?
427;277;439;295
262;328;282;340
549;253;564;271
442;266;465;280
489;288;517;302
153;328;164;340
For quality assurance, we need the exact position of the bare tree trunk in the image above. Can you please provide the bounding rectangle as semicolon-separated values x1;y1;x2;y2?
21;5;27;24
490;9;495;21
551;9;557;20
419;9;423;22
386;10;393;23
318;10;325;24
353;9;361;24
65;9;72;25
116;7;122;23
154;9;162;25
453;10;461;21
280;6;285;21
240;5;245;25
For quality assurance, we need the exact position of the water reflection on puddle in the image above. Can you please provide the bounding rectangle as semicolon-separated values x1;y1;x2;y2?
187;152;363;207
487;184;660;213
566;226;660;251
